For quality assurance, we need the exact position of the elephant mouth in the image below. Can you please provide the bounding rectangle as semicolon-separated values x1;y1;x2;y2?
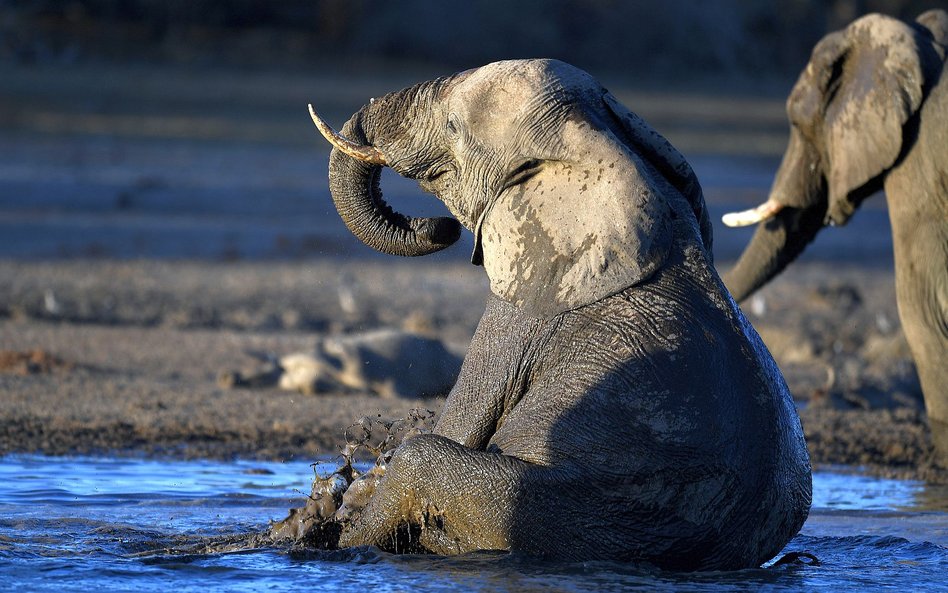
470;195;500;267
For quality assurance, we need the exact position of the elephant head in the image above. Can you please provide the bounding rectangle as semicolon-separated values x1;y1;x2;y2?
312;59;712;317
722;11;947;301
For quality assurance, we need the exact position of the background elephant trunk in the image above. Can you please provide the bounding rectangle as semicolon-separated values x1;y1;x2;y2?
723;130;828;302
328;102;461;257
723;205;827;301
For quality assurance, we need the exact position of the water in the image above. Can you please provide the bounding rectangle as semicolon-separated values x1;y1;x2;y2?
1;456;946;592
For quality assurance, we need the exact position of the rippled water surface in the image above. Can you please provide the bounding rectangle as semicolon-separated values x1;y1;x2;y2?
2;456;946;592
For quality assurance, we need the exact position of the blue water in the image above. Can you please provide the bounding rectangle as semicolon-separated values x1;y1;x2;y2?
1;456;946;592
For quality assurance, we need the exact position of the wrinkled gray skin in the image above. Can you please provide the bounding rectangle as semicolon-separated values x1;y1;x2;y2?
723;11;948;459
322;59;810;570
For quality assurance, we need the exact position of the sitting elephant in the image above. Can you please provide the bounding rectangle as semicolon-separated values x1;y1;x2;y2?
722;11;948;459
308;59;810;570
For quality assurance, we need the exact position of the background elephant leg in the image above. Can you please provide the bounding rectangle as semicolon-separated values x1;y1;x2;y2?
888;212;948;462
338;433;534;554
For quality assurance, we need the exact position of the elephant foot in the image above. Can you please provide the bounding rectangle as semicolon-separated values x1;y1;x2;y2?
269;468;352;548
269;460;393;550
269;505;343;548
334;434;524;556
930;418;948;467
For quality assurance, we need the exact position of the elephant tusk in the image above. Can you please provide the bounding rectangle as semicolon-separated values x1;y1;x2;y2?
308;104;387;166
721;199;785;227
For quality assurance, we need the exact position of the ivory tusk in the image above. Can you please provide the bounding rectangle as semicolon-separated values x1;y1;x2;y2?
721;199;785;228
308;104;387;165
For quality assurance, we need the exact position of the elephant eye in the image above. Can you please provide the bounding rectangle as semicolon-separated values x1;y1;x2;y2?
421;161;455;183
446;113;461;137
427;169;449;182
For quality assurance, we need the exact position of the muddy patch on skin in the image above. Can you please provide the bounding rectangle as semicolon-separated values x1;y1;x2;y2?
0;349;75;375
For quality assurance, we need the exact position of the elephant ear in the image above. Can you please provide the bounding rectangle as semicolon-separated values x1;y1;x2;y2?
602;92;712;256
823;15;931;218
476;107;672;318
916;9;948;54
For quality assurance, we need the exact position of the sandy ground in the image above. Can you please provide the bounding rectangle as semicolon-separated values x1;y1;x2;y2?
0;60;944;483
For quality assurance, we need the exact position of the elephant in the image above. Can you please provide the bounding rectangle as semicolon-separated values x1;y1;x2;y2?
277;329;463;398
307;58;811;570
721;10;948;460
220;328;463;398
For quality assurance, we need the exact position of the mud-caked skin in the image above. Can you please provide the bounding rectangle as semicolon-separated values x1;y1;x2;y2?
723;11;948;459
317;58;811;570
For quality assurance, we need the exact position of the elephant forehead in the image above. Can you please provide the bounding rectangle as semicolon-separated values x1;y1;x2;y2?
449;60;597;129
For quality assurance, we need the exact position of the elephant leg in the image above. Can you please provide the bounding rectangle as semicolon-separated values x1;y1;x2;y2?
890;218;948;462
337;433;536;554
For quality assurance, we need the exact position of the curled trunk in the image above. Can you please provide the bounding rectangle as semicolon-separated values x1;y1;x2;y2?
328;107;460;257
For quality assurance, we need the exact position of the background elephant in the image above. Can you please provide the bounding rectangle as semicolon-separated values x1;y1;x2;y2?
722;11;948;460
310;59;810;570
220;328;463;398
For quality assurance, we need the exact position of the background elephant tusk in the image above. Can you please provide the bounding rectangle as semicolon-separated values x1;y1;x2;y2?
721;199;785;227
308;104;387;165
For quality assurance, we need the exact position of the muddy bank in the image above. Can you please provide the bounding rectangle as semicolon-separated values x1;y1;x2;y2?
0;259;944;482
0;259;481;460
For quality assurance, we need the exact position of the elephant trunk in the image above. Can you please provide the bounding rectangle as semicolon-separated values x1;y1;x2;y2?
723;205;827;301
722;130;828;302
326;99;461;257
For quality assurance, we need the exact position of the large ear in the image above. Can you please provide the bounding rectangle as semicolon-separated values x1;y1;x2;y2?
602;92;712;256
916;9;948;53
476;105;672;318
823;14;933;216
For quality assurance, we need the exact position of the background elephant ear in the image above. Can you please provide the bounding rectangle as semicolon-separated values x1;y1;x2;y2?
916;9;948;53
824;15;931;216
602;92;712;256
478;116;672;318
